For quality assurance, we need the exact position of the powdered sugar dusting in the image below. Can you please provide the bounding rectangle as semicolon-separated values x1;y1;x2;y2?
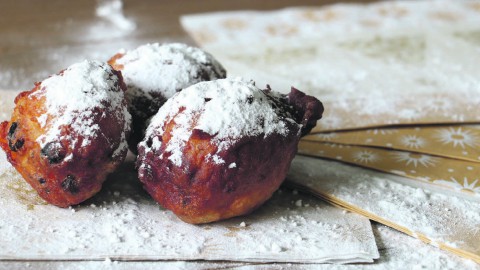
96;0;136;32
0;149;11;173
35;60;130;158
142;78;298;167
206;154;225;165
181;1;480;131
288;155;480;259
115;43;226;106
0;165;378;263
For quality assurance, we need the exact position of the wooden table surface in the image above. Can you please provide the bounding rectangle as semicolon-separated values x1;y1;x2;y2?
0;0;373;91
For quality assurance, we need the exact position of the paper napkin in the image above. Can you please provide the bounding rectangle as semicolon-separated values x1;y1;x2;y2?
0;90;378;263
287;155;480;263
181;1;480;131
298;141;480;196
303;125;480;163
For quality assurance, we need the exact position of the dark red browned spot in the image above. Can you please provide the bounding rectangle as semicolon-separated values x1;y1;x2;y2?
191;129;213;140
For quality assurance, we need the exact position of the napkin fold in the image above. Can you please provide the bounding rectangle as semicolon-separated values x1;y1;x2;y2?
304;125;480;163
298;141;480;196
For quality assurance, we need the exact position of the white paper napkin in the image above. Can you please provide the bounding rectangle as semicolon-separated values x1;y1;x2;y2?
0;90;378;263
287;155;480;263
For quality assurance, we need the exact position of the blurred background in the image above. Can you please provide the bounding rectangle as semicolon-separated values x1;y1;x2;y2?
0;0;372;90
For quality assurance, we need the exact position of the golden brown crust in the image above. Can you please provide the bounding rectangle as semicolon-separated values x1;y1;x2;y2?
136;81;323;224
0;65;130;207
138;110;299;224
107;53;125;71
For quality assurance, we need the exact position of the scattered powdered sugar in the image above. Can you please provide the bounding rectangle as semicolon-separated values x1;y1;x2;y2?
35;60;130;157
0;149;11;173
0;165;378;263
115;43;226;104
142;78;299;167
0;120;474;267
0;90;16;173
295;200;303;207
288;155;480;260
372;225;480;270
181;1;480;131
1;222;477;269
96;0;136;32
0;92;11;172
36;114;48;128
0;90;17;122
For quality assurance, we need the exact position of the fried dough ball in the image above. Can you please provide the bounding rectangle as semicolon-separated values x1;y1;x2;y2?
108;43;227;152
0;60;131;207
137;78;323;224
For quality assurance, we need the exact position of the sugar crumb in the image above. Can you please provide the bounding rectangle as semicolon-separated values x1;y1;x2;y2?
271;243;283;253
295;200;302;207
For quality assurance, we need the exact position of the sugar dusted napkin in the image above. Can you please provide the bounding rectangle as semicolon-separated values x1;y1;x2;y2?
0;167;379;263
287;155;480;264
0;90;378;263
181;1;480;131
